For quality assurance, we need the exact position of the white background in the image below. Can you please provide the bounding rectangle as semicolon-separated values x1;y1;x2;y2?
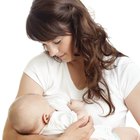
0;0;140;138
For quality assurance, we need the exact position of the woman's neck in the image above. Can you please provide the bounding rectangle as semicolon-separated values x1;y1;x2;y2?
67;57;87;90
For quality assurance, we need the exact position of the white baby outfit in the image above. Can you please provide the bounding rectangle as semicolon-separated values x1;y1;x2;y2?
39;95;78;135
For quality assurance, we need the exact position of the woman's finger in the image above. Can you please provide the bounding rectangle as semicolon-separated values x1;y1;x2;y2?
70;116;89;129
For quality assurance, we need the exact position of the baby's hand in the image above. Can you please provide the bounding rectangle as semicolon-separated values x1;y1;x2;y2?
68;100;85;112
68;100;90;120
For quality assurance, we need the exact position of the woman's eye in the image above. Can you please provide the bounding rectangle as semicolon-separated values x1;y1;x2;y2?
53;40;61;44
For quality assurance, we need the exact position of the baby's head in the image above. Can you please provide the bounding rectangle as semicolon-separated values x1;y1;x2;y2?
8;94;54;135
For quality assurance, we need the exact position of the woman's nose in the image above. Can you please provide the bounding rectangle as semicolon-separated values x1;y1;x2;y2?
48;46;59;57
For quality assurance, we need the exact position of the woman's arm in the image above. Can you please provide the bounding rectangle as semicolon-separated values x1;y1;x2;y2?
3;73;94;140
3;110;93;140
3;118;51;140
3;73;46;140
125;82;140;125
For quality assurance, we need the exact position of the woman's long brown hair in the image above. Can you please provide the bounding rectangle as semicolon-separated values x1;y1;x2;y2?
26;0;125;116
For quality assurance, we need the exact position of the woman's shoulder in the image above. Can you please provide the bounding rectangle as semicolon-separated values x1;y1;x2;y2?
29;51;52;63
114;56;140;74
23;52;60;91
25;51;58;68
104;56;140;99
104;56;140;85
24;51;66;78
114;56;133;66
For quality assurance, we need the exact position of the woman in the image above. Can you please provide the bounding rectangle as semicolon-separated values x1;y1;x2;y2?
3;0;140;140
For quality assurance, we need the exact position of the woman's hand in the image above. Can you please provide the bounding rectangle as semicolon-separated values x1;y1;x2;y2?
58;116;94;140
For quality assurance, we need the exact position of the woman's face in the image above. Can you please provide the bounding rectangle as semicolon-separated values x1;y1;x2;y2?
42;35;75;62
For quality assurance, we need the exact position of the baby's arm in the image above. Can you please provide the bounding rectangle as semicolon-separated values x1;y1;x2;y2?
68;100;87;119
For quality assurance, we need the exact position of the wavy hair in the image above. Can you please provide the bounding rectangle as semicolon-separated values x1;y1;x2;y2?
26;0;124;116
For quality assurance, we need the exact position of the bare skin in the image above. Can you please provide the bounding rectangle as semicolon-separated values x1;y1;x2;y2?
125;82;140;125
113;127;140;140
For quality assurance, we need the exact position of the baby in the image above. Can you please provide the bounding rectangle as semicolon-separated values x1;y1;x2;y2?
8;94;139;140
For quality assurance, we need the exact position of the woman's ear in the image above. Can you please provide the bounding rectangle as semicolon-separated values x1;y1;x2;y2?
42;113;50;124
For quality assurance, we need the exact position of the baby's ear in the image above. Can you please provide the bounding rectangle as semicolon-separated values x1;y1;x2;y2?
42;114;50;124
